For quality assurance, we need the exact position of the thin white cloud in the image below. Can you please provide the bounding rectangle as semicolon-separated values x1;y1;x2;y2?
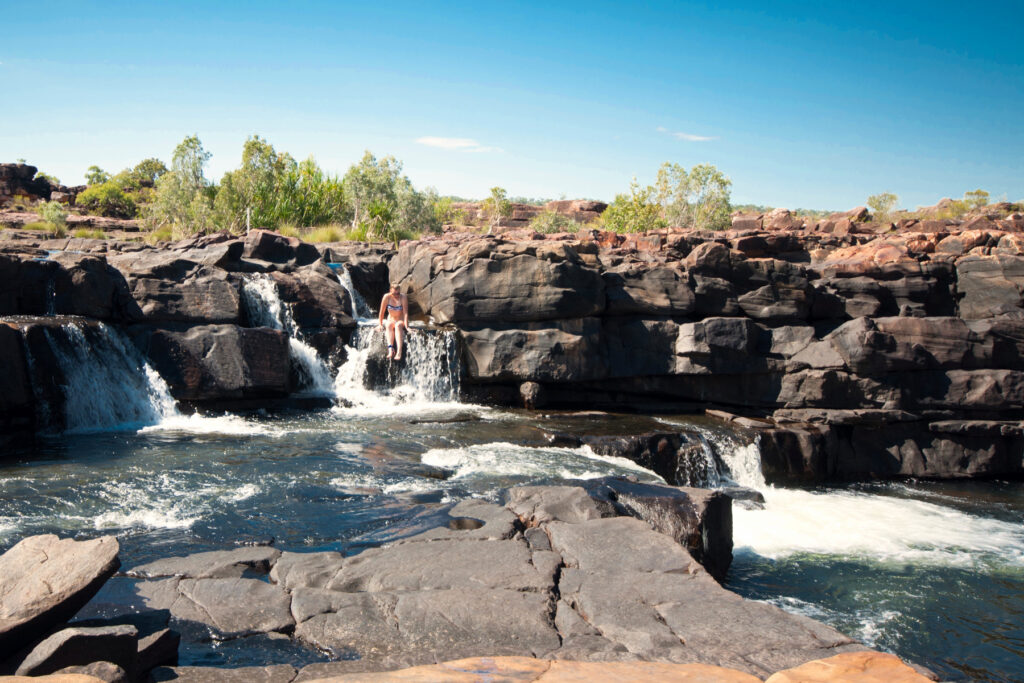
416;136;503;153
656;126;717;142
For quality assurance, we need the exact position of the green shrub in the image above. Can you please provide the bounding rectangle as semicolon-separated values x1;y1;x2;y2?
72;228;107;239
76;181;137;218
39;201;68;228
529;210;583;234
600;180;667;233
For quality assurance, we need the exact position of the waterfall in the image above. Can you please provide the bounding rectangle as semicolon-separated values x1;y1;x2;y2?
676;432;723;488
333;325;460;408
333;265;373;320
37;320;179;433
241;275;335;396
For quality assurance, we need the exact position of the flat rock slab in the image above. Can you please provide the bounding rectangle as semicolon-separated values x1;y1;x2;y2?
327;539;555;593
15;625;137;677
292;588;560;662
506;485;602;525
296;656;762;681
128;547;281;579
764;651;933;683
546;517;701;574
148;664;297;682
136;578;293;638
0;535;120;654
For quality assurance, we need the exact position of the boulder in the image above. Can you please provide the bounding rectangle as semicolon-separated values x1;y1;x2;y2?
242;229;321;268
127;547;281;579
393;246;606;323
0;535;120;655
581;432;710;485
506;485;602;526
269;265;354;329
138;324;291;401
581;479;733;582
460;318;606;382
14;625;137;678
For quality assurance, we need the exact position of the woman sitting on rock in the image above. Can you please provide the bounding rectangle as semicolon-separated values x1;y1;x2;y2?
378;284;411;361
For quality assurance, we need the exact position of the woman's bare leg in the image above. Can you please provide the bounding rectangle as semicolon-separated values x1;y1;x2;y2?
395;323;406;360
386;321;396;360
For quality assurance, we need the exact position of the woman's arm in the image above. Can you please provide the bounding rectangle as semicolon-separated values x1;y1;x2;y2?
378;294;388;327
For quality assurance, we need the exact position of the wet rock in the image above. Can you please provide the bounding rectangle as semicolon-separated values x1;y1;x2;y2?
391;499;518;543
269;265;354;328
127;547;281;579
14;625;137;677
519;380;545;409
0;323;34;437
135;577;293;638
0;535;120;655
136;628;179;672
547;516;701;574
138;324;290;401
581;479;733;582
581;432;707;485
149;664;298;683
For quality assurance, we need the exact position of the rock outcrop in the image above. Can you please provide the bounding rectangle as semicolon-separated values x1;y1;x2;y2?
121;483;868;678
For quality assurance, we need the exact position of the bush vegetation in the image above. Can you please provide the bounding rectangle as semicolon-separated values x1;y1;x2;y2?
529;210;584;234
600;162;732;233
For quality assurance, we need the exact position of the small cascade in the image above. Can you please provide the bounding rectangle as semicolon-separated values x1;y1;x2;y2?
34;320;179;432
332;264;373;320
675;432;723;488
333;325;460;407
241;275;335;396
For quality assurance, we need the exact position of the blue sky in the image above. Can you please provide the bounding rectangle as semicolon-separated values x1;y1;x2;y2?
2;1;1022;209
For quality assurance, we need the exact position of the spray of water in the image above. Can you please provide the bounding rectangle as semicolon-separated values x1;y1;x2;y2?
241;275;335;396
335;266;373;320
41;321;179;433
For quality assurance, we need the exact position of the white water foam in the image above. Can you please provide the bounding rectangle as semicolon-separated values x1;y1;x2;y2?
420;442;663;482
711;434;1024;567
139;413;284;437
242;275;335;396
42;321;180;433
333;325;461;410
335;265;373;320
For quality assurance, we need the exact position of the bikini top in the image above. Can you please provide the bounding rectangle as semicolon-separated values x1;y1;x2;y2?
386;298;403;311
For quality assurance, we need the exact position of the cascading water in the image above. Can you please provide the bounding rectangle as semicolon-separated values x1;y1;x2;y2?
333;324;460;408
37;320;179;432
241;275;335;396
332;265;373;320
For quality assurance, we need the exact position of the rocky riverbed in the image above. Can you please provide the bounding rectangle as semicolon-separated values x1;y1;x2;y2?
0;481;934;682
0;221;1021;680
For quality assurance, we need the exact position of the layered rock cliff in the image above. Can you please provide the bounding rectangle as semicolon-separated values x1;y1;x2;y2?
2;222;1023;483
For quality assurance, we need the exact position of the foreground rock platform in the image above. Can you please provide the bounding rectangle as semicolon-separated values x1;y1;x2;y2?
147;651;932;682
128;482;876;678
